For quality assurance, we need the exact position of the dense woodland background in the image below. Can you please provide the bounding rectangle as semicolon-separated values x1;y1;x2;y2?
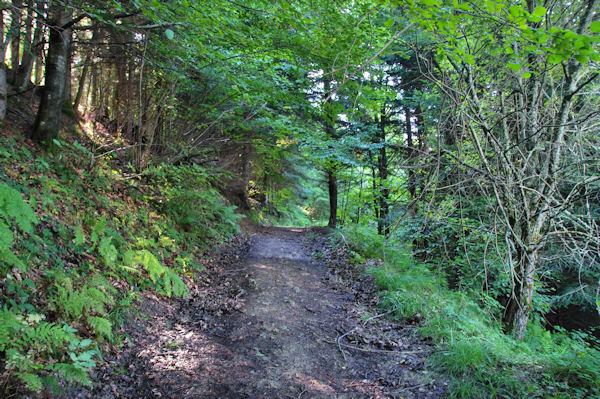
0;0;600;397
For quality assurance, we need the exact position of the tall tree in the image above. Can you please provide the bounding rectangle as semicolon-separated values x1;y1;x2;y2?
30;2;72;142
411;0;600;338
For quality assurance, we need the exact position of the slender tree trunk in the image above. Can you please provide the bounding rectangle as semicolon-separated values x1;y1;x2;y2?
371;156;379;222
239;143;252;210
15;0;37;90
90;64;98;108
405;106;416;203
30;5;72;143
377;114;390;236
323;77;338;228
63;39;73;105
73;56;89;110
327;167;338;228
0;9;8;121
8;0;23;84
33;0;48;87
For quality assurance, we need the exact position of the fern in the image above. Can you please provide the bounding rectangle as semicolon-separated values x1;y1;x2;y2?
52;363;92;386
16;372;43;393
23;322;72;351
1;310;94;393
0;309;26;351
87;316;112;339
0;220;12;248
98;236;118;269
56;285;85;320
55;277;114;321
0;183;37;271
124;249;189;298
0;183;38;233
163;268;188;298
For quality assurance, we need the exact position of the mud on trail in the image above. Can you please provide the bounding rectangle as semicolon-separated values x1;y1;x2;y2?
70;227;446;398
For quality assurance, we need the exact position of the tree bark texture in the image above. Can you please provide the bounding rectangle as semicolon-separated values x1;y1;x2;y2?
327;167;338;228
30;4;72;143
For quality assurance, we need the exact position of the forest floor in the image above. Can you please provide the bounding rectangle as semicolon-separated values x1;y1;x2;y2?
67;226;447;399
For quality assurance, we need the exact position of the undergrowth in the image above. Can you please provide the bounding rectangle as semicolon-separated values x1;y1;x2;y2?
337;224;600;399
0;134;241;395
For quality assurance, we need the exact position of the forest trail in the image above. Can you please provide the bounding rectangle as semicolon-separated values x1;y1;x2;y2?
71;227;444;398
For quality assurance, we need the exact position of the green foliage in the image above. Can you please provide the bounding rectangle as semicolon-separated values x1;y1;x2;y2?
143;164;243;241
0;309;97;392
124;250;189;298
0;134;241;394
0;183;38;233
87;316;112;339
0;183;38;271
340;223;600;399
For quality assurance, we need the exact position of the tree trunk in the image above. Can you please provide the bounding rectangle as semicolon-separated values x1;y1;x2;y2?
63;39;73;105
405;106;416;203
14;0;36;90
8;0;23;84
323;77;338;228
73;56;89;110
377;113;390;236
239;143;252;210
33;1;48;87
0;9;8;121
503;243;539;339
0;65;6;121
30;5;72;143
327;167;338;228
371;161;379;222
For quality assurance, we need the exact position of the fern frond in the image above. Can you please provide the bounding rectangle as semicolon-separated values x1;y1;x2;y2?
87;316;112;339
0;310;26;351
23;322;71;350
52;363;92;386
17;371;43;392
82;287;109;315
0;183;38;233
125;250;189;297
0;220;12;249
164;268;189;298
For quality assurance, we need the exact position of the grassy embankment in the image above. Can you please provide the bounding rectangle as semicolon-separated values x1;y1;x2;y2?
337;224;600;399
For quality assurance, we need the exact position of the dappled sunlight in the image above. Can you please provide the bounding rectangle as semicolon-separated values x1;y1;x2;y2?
291;372;337;395
253;263;275;270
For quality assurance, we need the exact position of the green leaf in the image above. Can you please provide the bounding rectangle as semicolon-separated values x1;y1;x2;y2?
547;53;563;64
165;29;175;40
508;63;522;72
384;18;394;28
531;6;546;18
509;5;523;17
590;21;600;33
521;72;532;79
576;54;589;64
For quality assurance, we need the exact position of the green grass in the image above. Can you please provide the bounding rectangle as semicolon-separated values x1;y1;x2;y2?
337;224;600;399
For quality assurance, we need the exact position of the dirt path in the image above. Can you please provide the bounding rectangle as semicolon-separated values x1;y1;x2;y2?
72;227;445;398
